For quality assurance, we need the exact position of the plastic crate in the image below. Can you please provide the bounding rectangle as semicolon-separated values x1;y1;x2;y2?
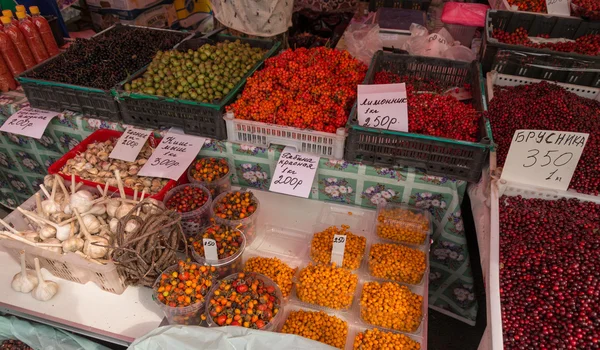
16;24;190;121
489;180;600;350
47;129;182;201
481;10;600;88
344;51;492;183
116;35;281;140
368;0;430;12
224;112;347;159
0;189;127;294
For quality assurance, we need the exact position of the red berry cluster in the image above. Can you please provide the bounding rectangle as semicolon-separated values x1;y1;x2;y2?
374;70;479;142
165;185;209;213
488;82;600;195
228;47;367;133
493;28;600;56
499;195;600;350
572;0;600;20
506;0;547;13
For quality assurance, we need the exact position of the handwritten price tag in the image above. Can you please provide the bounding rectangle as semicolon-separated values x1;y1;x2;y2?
109;127;152;162
546;0;570;16
331;234;346;267
138;131;206;180
269;147;319;198
357;83;408;132
203;238;219;261
501;130;588;191
0;108;59;139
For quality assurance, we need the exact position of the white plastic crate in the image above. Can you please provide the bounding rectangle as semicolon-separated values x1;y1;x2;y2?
224;112;347;159
488;180;600;349
0;189;127;295
486;71;600;102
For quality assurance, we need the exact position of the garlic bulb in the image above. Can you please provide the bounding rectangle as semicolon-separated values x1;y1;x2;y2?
69;190;94;213
43;175;54;189
63;203;72;215
62;236;84;253
109;218;119;234
142;198;164;215
20;231;40;243
39;225;57;240
88;204;106;216
106;199;120;218
83;236;109;259
11;250;38;293
41;199;61;215
55;223;71;242
115;204;134;219
82;215;101;234
32;258;58;301
125;219;140;234
42;238;63;254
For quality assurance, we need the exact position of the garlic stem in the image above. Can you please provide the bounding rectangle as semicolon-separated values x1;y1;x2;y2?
136;189;146;216
32;258;58;301
35;193;44;217
39;184;51;199
73;208;92;241
75;182;83;191
11;250;38;293
103;182;109;197
0;230;37;246
115;169;126;199
17;208;71;241
133;188;138;202
55;175;70;199
0;218;19;235
71;174;76;194
50;177;57;202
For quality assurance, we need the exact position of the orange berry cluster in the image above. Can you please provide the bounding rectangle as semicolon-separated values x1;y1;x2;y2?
353;328;421;350
369;243;427;285
376;207;429;245
296;263;358;310
192;223;244;260
310;225;366;270
155;260;216;308
244;256;297;297
281;310;348;349
227;47;367;133
360;282;423;333
213;191;258;220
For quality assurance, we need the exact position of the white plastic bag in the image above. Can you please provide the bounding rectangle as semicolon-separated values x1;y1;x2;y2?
402;24;456;58
343;23;383;65
442;45;476;62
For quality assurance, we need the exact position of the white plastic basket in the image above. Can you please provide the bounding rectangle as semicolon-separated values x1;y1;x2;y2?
489;180;600;350
0;189;127;295
224;112;347;159
486;71;600;103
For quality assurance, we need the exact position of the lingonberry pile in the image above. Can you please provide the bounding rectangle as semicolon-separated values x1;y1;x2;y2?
488;82;600;195
493;28;600;56
505;0;546;13
227;47;367;133
499;196;600;349
572;0;600;20
374;70;479;142
26;26;187;90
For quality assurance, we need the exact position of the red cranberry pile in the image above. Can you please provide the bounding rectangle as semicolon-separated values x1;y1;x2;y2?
373;70;479;142
505;0;547;13
499;195;600;350
489;82;600;195
0;340;32;350
493;28;600;56
572;0;600;20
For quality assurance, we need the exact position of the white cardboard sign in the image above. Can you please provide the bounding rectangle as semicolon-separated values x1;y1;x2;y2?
269;147;319;198
202;238;219;261
331;234;347;267
357;83;409;132
501;130;588;191
109;127;152;162
546;0;570;16
138;131;206;180
0;107;60;139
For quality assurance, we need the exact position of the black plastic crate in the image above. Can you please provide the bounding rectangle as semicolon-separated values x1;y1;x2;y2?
369;0;430;12
16;24;190;121
481;10;600;88
345;51;492;183
116;34;281;140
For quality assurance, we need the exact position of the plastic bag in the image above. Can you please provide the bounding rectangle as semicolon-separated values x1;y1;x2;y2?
442;45;476;62
402;24;455;58
441;2;489;27
128;325;338;350
0;315;110;350
343;23;383;65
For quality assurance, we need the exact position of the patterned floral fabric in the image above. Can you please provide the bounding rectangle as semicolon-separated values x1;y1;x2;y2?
0;91;477;324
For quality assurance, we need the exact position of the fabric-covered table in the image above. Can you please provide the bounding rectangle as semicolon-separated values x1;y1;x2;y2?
0;91;478;325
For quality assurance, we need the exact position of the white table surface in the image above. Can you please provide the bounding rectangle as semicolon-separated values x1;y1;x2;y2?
0;188;345;346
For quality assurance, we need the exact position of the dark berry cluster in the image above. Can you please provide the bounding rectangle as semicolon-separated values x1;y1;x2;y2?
27;26;187;90
493;28;600;56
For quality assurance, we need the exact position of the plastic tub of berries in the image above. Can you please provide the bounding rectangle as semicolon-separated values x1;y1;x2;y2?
152;261;218;325
191;223;247;278
205;272;284;331
344;51;492;182
481;10;600;88
163;183;212;236
210;190;260;246
187;157;232;198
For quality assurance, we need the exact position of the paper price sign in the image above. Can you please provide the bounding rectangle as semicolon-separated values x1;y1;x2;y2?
109;127;152;162
269;147;319;198
501;130;588;191
203;238;219;261
0;108;60;139
546;0;570;16
331;234;347;267
138;132;206;180
357;83;409;132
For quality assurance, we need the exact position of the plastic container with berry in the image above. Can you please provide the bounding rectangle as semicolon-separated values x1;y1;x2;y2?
210;190;260;245
163;183;212;236
191;223;246;278
187;157;232;198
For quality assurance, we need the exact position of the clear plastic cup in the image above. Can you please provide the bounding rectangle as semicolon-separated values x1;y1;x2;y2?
205;272;284;331
151;262;217;325
375;202;430;246
163;183;212;236
210;190;260;246
192;226;246;278
187;157;232;198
